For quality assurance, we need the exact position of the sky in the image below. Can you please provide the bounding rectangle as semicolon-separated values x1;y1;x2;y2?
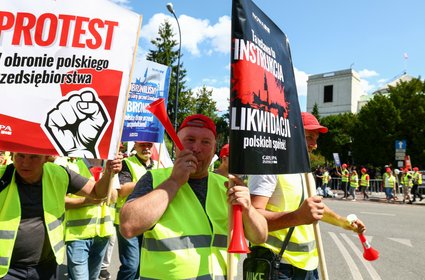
111;0;425;112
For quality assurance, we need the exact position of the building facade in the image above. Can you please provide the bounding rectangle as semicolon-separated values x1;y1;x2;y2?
306;69;366;116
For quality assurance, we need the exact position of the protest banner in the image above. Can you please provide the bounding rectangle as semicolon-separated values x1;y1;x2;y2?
230;1;328;279
0;0;142;159
121;60;171;143
230;0;309;175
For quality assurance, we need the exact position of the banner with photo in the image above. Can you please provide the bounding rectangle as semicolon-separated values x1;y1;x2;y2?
121;60;171;143
230;0;310;174
0;0;142;159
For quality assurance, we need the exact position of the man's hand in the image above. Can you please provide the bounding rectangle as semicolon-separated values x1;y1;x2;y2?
226;174;251;211
169;149;198;187
345;214;367;233
44;88;110;158
295;196;325;225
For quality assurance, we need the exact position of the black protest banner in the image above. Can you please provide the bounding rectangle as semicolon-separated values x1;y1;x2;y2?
230;0;310;174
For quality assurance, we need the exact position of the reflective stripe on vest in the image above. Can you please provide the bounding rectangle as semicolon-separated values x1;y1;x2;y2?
143;234;228;251
140;168;228;279
115;156;148;225
0;163;68;278
254;174;318;271
65;159;114;241
140;275;226;280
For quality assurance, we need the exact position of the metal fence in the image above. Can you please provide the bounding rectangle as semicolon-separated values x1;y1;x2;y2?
322;177;425;195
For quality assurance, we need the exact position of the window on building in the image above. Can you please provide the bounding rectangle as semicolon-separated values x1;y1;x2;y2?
324;85;333;103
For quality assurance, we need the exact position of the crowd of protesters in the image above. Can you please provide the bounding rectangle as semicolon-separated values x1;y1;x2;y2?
313;163;424;204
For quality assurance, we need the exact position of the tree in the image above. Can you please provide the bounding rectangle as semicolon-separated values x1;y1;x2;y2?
318;113;357;165
388;78;425;167
311;102;320;119
352;94;399;167
146;20;193;127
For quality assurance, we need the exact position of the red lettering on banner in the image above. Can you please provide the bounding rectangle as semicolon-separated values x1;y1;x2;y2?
0;11;118;50
58;14;74;46
36;13;57;46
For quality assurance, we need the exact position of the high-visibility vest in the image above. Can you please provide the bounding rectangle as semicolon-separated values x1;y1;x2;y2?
322;171;330;184
114;156;149;225
403;173;413;187
350;174;359;188
0;163;68;278
255;174;318;271
65;159;114;241
342;169;350;182
414;171;422;185
140;168;228;279
360;174;369;187
384;174;396;188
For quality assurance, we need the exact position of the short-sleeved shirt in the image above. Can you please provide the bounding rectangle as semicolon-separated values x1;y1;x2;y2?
10;167;88;266
118;155;156;185
127;171;208;210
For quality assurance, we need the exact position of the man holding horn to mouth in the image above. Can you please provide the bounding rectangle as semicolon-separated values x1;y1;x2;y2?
119;114;267;279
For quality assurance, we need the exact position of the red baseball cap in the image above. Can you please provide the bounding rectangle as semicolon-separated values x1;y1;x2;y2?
386;167;391;173
301;112;328;133
178;114;216;137
219;144;229;158
342;163;347;168
361;168;367;173
413;167;419;171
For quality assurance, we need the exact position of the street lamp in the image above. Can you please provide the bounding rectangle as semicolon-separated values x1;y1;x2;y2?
166;2;181;159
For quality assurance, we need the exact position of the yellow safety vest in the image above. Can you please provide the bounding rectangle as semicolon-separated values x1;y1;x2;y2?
65;159;114;241
322;171;329;184
414;172;422;185
254;174;318;271
350;174;359;188
140;168;228;279
342;169;349;182
384;174;395;188
403;173;413;187
0;163;68;277
114;156;148;225
360;174;369;187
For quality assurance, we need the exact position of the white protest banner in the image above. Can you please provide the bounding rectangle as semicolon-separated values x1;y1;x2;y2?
0;0;142;159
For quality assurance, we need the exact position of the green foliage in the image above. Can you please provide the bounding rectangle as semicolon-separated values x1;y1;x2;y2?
194;86;217;117
309;152;326;171
317;113;356;165
311;103;320;120
146;20;192;127
317;77;425;170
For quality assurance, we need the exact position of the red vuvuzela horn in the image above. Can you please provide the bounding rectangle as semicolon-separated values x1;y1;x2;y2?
347;214;379;261
228;205;250;253
146;98;183;151
90;166;103;182
358;233;379;261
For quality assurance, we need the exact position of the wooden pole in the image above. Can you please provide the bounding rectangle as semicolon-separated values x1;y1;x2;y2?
304;172;329;280
107;15;143;205
226;179;237;279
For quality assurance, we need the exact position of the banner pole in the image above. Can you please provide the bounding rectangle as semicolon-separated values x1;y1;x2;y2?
226;179;237;280
107;14;143;205
304;173;329;280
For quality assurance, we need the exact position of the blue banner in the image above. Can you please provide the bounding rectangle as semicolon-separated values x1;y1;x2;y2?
122;60;171;142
